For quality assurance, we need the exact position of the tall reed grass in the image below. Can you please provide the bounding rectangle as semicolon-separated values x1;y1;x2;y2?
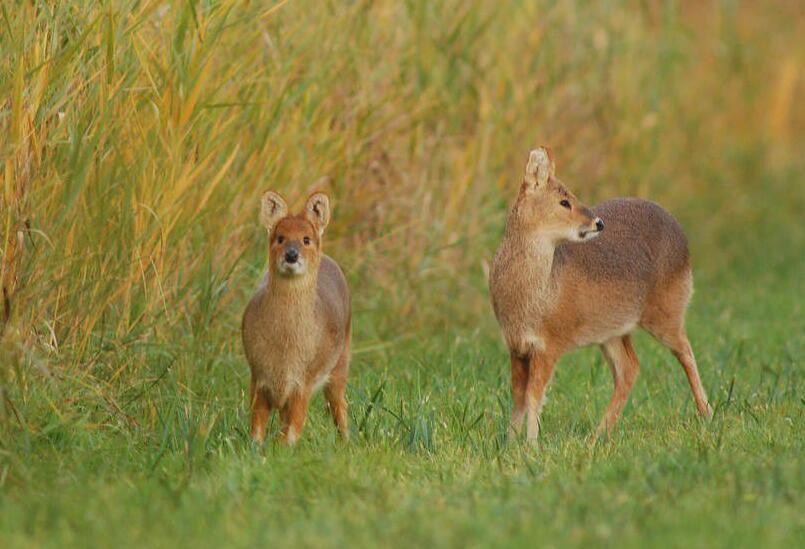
1;1;802;425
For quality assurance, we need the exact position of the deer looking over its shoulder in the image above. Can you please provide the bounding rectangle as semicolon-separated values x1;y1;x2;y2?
489;147;712;443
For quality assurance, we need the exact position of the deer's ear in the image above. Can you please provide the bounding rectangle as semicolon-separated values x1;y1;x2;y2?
523;146;555;189
260;191;287;232
304;192;331;236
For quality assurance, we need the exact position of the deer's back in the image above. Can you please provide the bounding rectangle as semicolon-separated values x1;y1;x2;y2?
317;255;351;335
547;198;691;348
555;198;689;284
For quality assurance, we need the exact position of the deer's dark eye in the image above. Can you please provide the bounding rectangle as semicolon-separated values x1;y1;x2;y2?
303;237;311;246
276;235;284;244
560;199;571;209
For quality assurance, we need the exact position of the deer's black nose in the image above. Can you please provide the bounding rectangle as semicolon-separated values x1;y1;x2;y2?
285;248;299;263
595;218;604;231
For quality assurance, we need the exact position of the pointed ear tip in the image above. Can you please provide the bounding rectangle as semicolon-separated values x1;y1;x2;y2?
525;149;545;173
529;146;551;160
307;192;331;210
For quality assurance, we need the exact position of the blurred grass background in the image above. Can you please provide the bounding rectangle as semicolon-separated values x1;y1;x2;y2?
0;1;803;546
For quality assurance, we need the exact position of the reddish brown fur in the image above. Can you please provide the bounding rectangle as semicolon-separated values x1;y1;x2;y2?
242;192;351;445
490;147;712;443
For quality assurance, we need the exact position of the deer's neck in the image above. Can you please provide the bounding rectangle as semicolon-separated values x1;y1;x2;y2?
502;226;559;294
260;274;318;320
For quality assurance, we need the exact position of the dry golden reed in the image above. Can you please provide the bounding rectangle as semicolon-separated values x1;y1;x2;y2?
1;0;802;378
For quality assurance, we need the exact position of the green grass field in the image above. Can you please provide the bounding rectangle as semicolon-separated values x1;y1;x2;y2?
1;270;802;547
1;1;803;547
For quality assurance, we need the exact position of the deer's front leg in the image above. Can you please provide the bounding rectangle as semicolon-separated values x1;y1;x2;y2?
525;351;558;444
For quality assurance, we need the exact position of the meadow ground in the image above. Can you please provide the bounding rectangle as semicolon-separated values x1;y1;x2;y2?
1;1;803;547
0;268;802;548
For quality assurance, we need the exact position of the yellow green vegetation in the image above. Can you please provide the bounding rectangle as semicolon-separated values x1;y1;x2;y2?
1;1;802;547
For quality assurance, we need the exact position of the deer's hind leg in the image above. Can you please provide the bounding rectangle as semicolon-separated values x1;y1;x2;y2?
641;271;712;419
596;334;641;438
668;335;712;418
324;334;351;441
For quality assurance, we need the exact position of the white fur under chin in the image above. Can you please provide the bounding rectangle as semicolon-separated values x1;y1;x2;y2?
278;259;307;277
571;227;602;243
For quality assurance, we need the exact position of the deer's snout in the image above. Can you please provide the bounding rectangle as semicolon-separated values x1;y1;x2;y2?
576;211;604;241
284;246;300;264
